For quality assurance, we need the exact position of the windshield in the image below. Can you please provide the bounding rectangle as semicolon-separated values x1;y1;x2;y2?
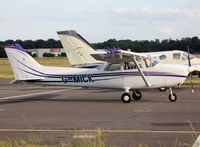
151;58;159;66
173;53;181;59
105;63;121;71
146;56;160;67
183;52;196;60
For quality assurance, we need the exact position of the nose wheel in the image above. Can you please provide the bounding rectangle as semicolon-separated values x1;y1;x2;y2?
168;88;177;102
169;93;177;102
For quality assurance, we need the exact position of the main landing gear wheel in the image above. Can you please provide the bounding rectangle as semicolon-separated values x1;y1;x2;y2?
121;93;131;103
159;88;167;92
169;93;177;102
132;90;142;101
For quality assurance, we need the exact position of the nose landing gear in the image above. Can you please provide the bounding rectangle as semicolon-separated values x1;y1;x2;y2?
168;88;177;102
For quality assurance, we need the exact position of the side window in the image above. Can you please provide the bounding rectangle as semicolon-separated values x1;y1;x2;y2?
144;59;151;68
159;55;167;60
106;63;120;71
173;53;181;60
182;57;186;61
143;58;159;68
183;52;195;59
124;62;137;70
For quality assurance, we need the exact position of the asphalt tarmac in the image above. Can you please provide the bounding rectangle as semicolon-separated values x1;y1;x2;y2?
0;79;200;146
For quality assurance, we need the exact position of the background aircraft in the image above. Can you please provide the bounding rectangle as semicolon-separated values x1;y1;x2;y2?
145;50;200;77
4;43;195;103
57;30;200;76
57;30;102;67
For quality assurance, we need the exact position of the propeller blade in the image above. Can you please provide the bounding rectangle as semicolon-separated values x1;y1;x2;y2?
187;46;194;93
187;46;191;67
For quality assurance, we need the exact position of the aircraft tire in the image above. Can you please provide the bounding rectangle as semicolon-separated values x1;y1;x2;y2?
169;93;177;102
159;88;167;91
121;93;131;103
132;90;142;101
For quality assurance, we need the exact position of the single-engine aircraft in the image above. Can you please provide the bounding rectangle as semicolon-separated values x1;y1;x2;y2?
4;43;196;103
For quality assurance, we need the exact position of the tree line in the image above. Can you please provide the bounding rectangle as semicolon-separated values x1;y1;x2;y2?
0;37;200;58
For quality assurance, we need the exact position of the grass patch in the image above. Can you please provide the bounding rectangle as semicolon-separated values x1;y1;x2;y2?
0;118;197;147
0;130;196;147
0;58;14;78
194;54;200;58
36;57;70;67
183;78;200;85
0;130;110;147
0;57;70;79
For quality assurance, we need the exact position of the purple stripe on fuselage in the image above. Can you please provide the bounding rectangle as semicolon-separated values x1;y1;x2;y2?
4;43;29;54
149;74;187;78
92;71;169;76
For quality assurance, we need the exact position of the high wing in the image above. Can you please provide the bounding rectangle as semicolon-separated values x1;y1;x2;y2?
90;49;151;87
90;49;148;63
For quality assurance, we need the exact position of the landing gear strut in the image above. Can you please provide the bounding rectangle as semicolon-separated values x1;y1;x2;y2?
168;88;177;102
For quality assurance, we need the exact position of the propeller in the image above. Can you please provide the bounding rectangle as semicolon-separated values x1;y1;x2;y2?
187;46;194;93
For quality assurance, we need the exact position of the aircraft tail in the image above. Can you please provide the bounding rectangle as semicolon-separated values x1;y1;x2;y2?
4;44;44;83
57;30;101;67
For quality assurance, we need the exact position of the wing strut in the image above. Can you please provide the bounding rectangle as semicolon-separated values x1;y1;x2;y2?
132;56;151;87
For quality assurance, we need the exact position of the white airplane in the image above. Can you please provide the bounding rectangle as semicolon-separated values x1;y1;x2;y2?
145;50;200;76
57;30;200;76
4;43;195;103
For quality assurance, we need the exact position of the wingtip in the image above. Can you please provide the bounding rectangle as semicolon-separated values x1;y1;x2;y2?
57;30;77;35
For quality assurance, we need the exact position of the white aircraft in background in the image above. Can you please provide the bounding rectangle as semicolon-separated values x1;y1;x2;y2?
57;30;200;76
145;50;200;77
4;43;195;103
57;30;103;67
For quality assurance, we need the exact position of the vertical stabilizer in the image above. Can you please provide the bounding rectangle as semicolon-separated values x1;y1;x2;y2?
4;43;44;81
57;30;100;66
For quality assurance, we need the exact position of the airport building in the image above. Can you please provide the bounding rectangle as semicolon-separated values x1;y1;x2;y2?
26;48;65;58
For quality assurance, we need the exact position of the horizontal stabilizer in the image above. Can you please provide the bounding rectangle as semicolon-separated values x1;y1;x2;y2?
10;77;45;84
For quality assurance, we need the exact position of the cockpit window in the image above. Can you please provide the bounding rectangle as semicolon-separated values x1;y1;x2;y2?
173;53;181;59
124;62;137;70
159;55;167;60
183;52;195;60
144;57;159;67
105;57;159;71
151;58;159;66
105;63;121;71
